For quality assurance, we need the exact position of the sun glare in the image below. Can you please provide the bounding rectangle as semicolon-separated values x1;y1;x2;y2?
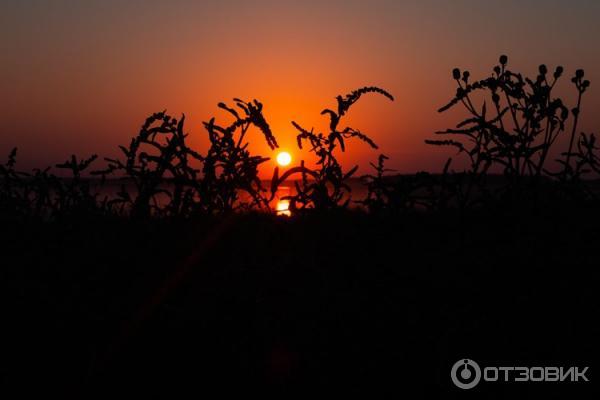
276;151;292;167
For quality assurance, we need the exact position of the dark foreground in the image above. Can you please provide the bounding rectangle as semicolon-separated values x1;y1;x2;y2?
2;207;599;398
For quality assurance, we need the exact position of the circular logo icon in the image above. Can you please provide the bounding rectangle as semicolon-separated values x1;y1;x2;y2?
451;359;481;389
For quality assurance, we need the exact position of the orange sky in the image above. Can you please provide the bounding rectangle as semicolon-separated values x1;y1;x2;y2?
2;0;600;176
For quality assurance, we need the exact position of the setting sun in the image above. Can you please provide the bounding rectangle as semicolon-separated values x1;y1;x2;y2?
276;151;292;167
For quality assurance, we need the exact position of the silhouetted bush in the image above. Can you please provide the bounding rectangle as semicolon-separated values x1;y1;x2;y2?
426;55;597;208
358;154;439;213
269;87;394;211
201;99;278;213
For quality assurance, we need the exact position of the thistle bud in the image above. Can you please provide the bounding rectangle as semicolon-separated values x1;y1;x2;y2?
554;66;563;78
452;68;461;80
499;55;508;65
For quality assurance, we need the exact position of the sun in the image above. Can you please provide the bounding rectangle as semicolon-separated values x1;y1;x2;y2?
276;151;292;167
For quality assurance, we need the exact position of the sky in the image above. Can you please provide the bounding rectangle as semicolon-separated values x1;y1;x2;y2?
2;0;600;176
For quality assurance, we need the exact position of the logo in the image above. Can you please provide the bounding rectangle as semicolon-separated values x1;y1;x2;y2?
451;359;590;389
451;359;481;389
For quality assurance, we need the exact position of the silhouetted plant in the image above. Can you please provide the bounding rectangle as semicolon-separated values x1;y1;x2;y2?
0;148;18;204
94;111;203;218
358;154;442;213
428;55;596;207
54;154;99;215
358;154;392;212
0;148;30;217
89;99;279;217
0;149;103;218
270;87;393;211
200;99;278;213
574;133;600;176
556;132;600;200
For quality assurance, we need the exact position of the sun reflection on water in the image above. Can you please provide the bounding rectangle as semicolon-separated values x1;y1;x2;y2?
276;199;291;216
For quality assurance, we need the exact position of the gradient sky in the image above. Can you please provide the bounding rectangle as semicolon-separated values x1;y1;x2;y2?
2;0;599;175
